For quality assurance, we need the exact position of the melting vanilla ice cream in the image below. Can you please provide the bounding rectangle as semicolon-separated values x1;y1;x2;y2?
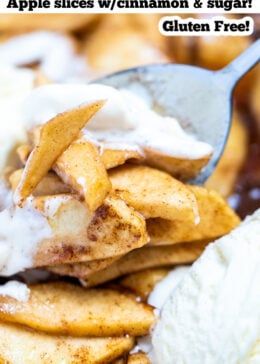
152;209;260;364
0;281;30;302
0;199;52;276
22;83;213;160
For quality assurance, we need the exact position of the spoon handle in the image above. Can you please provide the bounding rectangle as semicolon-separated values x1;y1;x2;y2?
218;39;260;88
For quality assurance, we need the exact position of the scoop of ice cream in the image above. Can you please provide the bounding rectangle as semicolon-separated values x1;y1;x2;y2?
148;266;189;311
152;209;260;364
136;266;189;362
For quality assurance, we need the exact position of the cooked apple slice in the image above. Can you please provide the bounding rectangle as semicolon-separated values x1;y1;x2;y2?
49;256;122;278
32;193;148;267
101;146;143;170
1;192;147;275
143;146;211;181
16;144;31;165
54;139;111;211
0;282;156;337
0;321;134;364
148;186;240;245
119;268;170;300
109;165;198;221
128;353;151;364
81;240;208;287
14;100;105;206
9;169;71;196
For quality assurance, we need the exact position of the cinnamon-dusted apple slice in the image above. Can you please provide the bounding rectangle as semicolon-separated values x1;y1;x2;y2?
81;240;208;287
143;146;212;181
9;169;71;196
0;321;134;364
14;100;105;206
128;353;151;364
101;145;143;170
109;165;198;221
119;268;171;300
148;186;240;246
54;139;111;211
49;256;122;278
16;144;31;165
0;192;147;275
0;282;156;337
32;193;148;268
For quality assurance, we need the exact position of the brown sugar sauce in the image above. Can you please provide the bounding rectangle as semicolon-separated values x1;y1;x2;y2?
233;105;260;218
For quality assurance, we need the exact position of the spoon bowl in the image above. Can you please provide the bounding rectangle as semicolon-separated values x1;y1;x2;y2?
98;40;260;184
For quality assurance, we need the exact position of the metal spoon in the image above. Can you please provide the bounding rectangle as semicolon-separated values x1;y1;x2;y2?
98;39;260;184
